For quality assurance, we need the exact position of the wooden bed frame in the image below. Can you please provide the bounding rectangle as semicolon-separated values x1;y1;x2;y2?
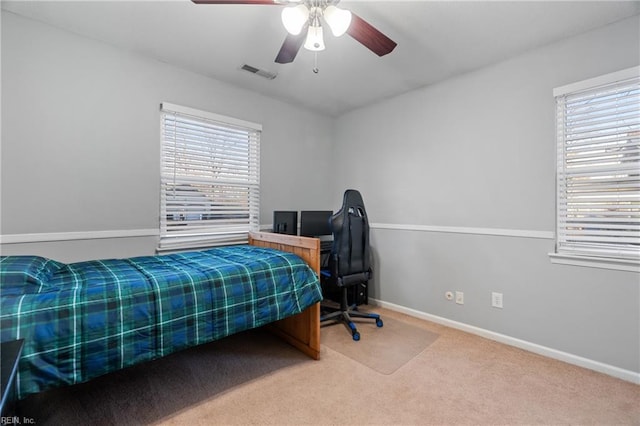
249;231;321;360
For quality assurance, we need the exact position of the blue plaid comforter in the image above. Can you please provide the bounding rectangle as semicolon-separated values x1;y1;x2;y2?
0;245;322;399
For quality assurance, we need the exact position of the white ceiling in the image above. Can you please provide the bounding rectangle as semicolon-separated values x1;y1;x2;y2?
3;0;640;117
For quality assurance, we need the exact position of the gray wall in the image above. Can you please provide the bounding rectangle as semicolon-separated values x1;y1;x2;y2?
1;11;335;260
1;9;639;378
333;16;640;375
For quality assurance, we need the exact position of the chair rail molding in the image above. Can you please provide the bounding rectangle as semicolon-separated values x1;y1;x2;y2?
370;223;554;240
0;229;159;244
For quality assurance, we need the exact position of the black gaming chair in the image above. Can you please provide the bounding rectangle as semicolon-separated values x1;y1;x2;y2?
320;189;383;341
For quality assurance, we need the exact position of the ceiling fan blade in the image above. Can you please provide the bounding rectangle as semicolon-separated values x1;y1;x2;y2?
274;29;306;64
347;12;397;57
191;1;290;4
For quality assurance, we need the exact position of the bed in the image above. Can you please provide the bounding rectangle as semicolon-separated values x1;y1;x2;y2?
0;232;322;399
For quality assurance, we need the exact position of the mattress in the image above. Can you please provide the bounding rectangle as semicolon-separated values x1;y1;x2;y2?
0;245;322;398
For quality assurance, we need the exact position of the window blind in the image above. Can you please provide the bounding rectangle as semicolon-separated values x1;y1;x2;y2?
555;68;639;261
159;103;261;251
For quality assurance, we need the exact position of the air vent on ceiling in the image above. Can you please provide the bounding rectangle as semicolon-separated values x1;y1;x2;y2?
240;64;277;80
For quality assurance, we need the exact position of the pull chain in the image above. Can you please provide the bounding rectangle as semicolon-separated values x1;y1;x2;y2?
313;52;319;74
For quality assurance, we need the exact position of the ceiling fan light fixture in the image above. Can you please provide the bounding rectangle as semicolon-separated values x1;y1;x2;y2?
281;4;309;35
323;5;351;37
304;24;325;51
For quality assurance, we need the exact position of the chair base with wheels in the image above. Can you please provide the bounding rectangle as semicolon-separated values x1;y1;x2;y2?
320;272;383;341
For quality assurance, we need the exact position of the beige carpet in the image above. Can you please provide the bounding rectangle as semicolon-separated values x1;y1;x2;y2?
17;307;640;425
321;311;439;374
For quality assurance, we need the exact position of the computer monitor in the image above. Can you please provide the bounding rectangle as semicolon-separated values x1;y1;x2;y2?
273;211;298;235
300;210;333;237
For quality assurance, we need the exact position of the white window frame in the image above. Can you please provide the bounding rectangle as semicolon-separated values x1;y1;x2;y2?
159;103;261;252
550;67;640;272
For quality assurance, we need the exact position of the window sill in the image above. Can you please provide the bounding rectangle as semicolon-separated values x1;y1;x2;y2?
548;253;640;273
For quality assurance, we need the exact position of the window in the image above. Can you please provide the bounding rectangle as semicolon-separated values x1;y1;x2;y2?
159;103;261;251
552;67;639;270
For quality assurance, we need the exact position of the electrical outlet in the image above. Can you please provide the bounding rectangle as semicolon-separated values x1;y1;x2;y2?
455;291;464;305
492;292;503;308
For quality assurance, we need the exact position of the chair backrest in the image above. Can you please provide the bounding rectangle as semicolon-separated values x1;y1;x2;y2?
330;189;371;277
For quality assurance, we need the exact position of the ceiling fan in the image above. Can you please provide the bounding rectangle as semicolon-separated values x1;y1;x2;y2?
191;0;397;64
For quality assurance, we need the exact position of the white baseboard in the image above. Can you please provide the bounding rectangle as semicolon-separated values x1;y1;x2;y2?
370;298;640;385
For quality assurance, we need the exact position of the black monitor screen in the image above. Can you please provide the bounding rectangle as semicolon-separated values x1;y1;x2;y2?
300;210;332;237
273;211;298;235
